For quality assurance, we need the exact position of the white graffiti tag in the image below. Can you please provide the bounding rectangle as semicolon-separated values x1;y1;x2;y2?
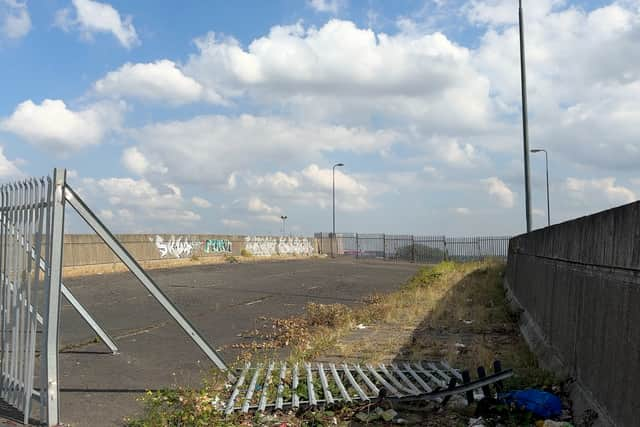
153;235;200;258
244;236;314;257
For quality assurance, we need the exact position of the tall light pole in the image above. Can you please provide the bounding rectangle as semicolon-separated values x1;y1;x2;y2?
280;215;288;235
519;0;532;232
332;163;344;258
531;149;550;226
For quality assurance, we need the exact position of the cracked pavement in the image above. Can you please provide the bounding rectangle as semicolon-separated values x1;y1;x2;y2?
48;257;420;426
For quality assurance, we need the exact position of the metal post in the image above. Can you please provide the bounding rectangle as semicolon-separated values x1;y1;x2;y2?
355;233;359;259
64;184;232;377
519;0;532;233
544;150;550;226
43;168;66;426
382;234;386;260
411;235;415;263
531;148;550;226
332;163;344;258
443;236;448;261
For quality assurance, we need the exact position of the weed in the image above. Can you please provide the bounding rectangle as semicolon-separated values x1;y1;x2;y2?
224;254;239;264
240;248;252;257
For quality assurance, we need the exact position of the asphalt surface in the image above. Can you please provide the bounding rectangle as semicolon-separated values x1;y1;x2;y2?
36;257;419;426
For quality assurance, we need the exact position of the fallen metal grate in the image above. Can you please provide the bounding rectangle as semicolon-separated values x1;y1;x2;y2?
224;360;512;414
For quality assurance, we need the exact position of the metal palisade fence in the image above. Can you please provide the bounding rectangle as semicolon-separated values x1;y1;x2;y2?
1;169;232;426
315;233;510;263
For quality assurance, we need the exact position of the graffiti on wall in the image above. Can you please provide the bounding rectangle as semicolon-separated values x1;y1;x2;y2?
152;235;202;258
244;236;314;257
204;239;232;253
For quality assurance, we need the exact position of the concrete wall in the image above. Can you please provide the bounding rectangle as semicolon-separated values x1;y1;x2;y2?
62;234;317;272
505;202;640;427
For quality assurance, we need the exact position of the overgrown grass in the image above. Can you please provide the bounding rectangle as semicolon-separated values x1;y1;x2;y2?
127;261;556;426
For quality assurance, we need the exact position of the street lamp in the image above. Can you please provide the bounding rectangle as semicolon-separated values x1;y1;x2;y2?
280;215;288;235
531;149;550;226
519;0;533;232
332;163;344;258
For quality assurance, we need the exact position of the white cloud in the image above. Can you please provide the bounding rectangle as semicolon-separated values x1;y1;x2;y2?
55;0;139;48
248;196;280;214
221;218;245;228
191;196;211;208
121;146;167;176
128;114;396;186
0;145;21;178
301;164;366;195
81;177;201;226
121;146;148;175
252;171;300;194
249;164;371;212
94;60;222;104
434;137;477;167
465;0;563;27
1;99;123;151
472;1;640;169
256;214;283;224
484;177;515;208
184;20;491;131
453;207;471;215
1;0;30;39
309;0;342;14
99;209;114;220
566;177;636;206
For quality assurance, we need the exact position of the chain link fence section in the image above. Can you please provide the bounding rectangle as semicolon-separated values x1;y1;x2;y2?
315;233;510;263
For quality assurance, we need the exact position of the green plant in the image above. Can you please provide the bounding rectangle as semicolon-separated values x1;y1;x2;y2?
224;254;239;264
240;248;252;257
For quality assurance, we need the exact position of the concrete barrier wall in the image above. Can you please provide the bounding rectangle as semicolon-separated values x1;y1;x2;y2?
505;202;640;427
62;234;317;268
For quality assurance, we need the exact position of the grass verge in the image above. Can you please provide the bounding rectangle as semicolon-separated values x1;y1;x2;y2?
127;260;558;426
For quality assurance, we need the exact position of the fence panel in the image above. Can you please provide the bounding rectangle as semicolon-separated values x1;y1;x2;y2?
316;233;510;263
0;177;56;423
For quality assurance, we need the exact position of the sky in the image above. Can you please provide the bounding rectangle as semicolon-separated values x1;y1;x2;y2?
0;0;639;236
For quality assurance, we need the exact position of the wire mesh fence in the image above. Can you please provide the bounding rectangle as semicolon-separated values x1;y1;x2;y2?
315;233;510;263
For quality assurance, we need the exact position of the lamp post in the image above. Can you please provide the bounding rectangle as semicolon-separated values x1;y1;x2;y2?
519;0;532;232
531;149;550;226
280;215;288;235
332;163;344;258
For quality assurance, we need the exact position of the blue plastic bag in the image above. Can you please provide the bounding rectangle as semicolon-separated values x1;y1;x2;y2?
499;389;562;418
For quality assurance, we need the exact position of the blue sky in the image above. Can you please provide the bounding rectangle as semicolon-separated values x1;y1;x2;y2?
1;0;639;236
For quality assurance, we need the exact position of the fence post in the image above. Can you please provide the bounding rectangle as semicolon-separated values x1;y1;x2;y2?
355;233;359;259
43;168;66;425
411;235;415;263
382;234;386;260
442;235;448;261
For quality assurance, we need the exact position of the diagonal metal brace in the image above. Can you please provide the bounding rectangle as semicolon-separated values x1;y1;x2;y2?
63;184;231;377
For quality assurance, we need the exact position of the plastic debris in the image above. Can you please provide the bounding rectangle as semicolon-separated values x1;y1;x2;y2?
448;394;468;409
355;323;367;329
381;409;398;422
468;417;487;427
499;389;562;418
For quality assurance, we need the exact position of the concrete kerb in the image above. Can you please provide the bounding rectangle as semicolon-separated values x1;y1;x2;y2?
62;254;328;278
